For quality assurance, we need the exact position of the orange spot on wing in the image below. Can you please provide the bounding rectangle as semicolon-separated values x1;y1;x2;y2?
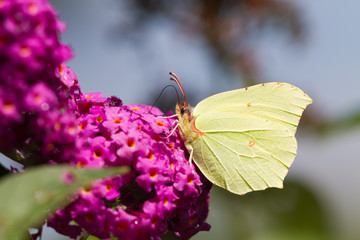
248;141;255;147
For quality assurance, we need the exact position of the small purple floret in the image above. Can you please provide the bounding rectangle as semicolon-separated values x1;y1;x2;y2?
48;84;212;239
0;0;212;239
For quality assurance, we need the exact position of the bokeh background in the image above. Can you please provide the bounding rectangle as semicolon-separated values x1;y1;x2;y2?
3;0;360;239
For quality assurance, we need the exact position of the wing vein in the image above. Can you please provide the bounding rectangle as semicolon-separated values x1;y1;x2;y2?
205;134;275;189
201;136;234;188
244;136;294;175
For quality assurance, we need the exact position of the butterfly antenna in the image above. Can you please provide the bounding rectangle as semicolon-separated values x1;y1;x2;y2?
148;84;180;114
169;72;187;108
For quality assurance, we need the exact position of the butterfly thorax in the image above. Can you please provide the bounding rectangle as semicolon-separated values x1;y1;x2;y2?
175;103;199;148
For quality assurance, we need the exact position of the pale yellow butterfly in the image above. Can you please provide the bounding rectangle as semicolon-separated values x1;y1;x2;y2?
170;72;312;195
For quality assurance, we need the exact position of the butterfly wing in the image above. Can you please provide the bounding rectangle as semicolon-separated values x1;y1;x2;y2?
191;82;312;195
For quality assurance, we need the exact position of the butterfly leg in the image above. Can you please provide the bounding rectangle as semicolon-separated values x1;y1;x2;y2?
186;143;194;167
159;114;178;119
157;114;181;138
160;121;179;139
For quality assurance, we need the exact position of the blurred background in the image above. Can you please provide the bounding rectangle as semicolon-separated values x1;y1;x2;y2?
4;0;360;239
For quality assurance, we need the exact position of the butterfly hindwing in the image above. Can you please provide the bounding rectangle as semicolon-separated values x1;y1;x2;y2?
192;113;295;195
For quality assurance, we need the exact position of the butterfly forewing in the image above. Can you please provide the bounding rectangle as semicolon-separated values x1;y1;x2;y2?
193;82;312;133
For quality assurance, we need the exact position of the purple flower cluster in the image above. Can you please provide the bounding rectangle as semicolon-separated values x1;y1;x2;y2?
49;67;211;239
0;0;76;164
0;0;212;239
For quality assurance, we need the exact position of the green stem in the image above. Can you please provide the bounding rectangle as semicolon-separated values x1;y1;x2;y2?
77;230;89;240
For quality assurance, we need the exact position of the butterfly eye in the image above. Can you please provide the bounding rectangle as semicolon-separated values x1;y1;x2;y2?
180;108;186;115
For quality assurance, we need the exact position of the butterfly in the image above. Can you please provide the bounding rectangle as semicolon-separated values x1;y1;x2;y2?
169;72;312;195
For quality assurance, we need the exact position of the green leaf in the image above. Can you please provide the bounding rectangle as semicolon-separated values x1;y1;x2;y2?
0;164;129;240
86;235;101;240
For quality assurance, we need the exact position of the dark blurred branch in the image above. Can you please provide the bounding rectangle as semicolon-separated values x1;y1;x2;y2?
114;1;360;136
114;0;306;86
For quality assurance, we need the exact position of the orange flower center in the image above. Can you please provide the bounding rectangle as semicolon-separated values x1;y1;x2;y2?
127;139;135;148
149;169;158;178
117;221;128;230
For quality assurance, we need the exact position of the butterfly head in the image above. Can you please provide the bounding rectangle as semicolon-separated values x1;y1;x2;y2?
176;102;193;121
